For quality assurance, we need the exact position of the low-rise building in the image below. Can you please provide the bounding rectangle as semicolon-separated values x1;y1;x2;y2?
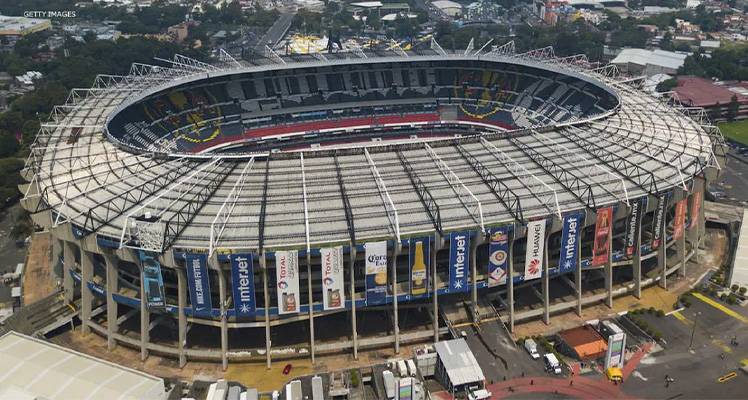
433;339;486;396
610;48;687;76
0;15;52;37
671;76;748;120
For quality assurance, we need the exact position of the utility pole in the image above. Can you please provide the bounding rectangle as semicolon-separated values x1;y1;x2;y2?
688;311;701;350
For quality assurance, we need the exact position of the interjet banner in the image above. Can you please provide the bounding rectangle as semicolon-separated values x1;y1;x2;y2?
524;220;545;280
321;246;345;310
652;193;667;249
140;251;165;311
593;207;613;266
230;254;255;316
674;199;687;240
449;232;470;293
559;214;582;273
185;252;212;316
625;200;644;258
365;241;388;305
409;238;430;299
275;250;300;314
690;191;701;228
487;227;509;287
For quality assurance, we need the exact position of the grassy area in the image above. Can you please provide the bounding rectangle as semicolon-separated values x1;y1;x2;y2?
719;120;748;146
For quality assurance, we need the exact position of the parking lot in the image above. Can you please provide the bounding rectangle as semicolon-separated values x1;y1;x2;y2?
711;141;748;204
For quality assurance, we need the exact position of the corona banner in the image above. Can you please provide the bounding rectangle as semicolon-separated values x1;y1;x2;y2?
593;207;613;266
690;191;701;228
674;199;687;240
321;246;345;310
487;227;509;287
275;250;300;315
448;232;471;293
185;252;212;316
409;238;430;299
230;254;255;316
652;193;667;249
365;241;388;305
559;214;582;273
625;200;644;258
524;220;545;280
140;251;165;311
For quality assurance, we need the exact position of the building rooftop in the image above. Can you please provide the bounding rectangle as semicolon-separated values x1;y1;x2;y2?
610;48;687;71
558;324;608;360
0;15;51;35
673;76;748;107
433;339;485;386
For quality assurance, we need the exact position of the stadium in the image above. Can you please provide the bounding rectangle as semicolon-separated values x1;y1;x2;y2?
20;44;726;369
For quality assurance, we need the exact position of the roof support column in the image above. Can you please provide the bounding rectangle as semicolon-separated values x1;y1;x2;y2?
140;262;150;362
658;200;669;290
690;177;706;269
575;239;583;316
605;223;614;309
105;255;119;351
508;236;515;333
217;262;228;371
177;267;187;368
80;248;94;336
307;252;315;364
471;233;484;322
542;232;550;325
262;252;271;369
350;244;358;360
633;211;643;300
63;241;74;303
392;242;401;354
433;233;441;342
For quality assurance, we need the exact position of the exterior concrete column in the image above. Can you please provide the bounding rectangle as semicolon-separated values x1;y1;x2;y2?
470;233;483;321
350;244;358;360
392;242;401;354
261;252;271;369
678;221;687;278
105;255;119;350
218;266;228;371
177;267;187;368
62;241;74;303
52;238;62;278
575;248;582;316
432;233;440;342
542;233;550;325
307;252;315;364
658;204;668;290
508;238;515;332
605;216;614;309
633;214;643;300
80;250;94;335
140;263;150;362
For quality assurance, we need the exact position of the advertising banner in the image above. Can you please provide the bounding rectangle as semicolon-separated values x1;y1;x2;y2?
652;193;667;249
230;254;255;316
185;252;213;316
559;214;582;273
409;238;430;299
605;332;627;370
449;232;471;293
321;246;345;310
691;191;701;229
275;250;300;314
625;200;644;258
140;251;165;311
365;241;388;305
674;199;687;240
593;207;613;266
524;220;546;280
487;227;509;287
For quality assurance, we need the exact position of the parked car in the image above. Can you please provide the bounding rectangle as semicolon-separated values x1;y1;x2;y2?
283;364;292;375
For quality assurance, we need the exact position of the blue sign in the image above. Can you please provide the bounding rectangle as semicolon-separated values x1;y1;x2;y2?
185;252;212;316
448;231;470;293
230;254;255;316
487;227;509;287
559;214;583;273
140;250;166;311
408;238;430;299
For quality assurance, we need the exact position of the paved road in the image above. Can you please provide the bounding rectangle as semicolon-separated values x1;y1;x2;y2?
253;12;295;53
413;0;445;22
0;203;31;308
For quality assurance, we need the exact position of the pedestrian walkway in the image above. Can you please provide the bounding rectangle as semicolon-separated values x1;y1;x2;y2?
484;376;637;399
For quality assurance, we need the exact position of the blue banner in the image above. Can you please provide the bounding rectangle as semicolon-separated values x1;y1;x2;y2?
230;254;255;316
140;251;165;311
409;238;430;299
185;252;212;316
365;241;388;305
448;231;470;293
487;227;509;287
559;214;582;273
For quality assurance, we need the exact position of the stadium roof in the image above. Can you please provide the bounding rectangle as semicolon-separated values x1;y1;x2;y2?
0;332;165;400
434;339;485;386
673;76;748;107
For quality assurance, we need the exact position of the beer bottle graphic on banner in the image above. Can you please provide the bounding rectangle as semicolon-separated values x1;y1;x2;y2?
411;242;427;295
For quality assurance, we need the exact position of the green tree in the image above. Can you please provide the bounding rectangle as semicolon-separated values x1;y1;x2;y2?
727;94;739;122
21;119;40;146
0;130;20;157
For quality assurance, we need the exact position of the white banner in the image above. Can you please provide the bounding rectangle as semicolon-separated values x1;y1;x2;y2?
321;246;345;310
524;220;546;280
605;332;627;370
275;250;300;315
365;241;388;305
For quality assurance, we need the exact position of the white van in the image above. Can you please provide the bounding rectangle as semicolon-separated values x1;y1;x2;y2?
524;339;540;359
543;353;562;375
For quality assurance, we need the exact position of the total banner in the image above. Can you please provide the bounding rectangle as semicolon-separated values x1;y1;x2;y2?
625;200;644;258
593;207;613;266
365;241;388;305
321;246;345;310
559;214;582;273
690;191;702;229
275;250;300;315
185;252;213;316
230;254;255;316
140;251;166;311
409;238;430;299
652;192;667;249
487;227;510;287
524;220;546;280
674;199;687;240
449;232;471;293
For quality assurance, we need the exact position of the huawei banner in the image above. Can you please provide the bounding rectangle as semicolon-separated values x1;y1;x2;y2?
321;246;345;310
409;238;430;299
230;254;255;316
652;193;667;249
593;207;613;266
449;232;470;293
275;250;300;315
365;241;388;305
524;220;546;280
690;192;701;228
559;215;582;273
625;200;644;259
487;227;509;287
185;252;213;316
674;199;687;240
